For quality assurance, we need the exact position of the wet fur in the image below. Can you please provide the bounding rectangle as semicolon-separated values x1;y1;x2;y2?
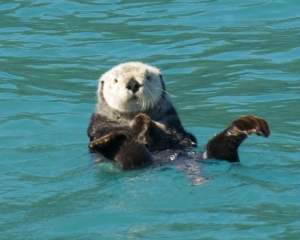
88;62;270;170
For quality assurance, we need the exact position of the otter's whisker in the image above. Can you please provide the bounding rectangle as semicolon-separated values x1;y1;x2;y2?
155;87;175;97
142;97;146;110
148;90;156;109
142;96;146;110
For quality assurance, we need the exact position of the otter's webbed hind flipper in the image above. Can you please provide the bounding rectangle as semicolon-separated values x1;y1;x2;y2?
203;115;270;162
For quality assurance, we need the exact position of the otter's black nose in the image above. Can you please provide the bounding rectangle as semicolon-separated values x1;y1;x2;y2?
126;79;140;94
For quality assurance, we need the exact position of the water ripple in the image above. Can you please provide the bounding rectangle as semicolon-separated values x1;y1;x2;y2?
1;0;300;239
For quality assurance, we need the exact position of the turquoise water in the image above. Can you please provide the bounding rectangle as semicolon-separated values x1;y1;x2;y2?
1;0;300;239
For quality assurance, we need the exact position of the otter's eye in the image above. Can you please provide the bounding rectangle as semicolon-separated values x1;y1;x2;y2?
146;75;151;81
114;79;118;83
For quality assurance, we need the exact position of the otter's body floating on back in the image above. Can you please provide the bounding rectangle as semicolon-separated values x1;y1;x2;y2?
87;62;270;170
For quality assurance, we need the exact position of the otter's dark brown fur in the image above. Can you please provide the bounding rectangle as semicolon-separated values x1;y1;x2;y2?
87;62;270;170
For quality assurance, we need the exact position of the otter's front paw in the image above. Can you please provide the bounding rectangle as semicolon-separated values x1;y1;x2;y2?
131;113;151;129
229;115;270;137
89;131;128;149
130;113;152;141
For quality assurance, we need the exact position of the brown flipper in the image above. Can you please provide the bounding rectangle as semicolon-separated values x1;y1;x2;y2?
203;116;270;162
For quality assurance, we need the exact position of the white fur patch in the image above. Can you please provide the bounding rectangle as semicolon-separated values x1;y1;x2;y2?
98;62;163;113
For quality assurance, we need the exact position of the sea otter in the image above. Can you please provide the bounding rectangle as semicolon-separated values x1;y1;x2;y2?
87;62;270;170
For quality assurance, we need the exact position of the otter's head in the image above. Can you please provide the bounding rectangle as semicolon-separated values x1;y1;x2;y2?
98;62;165;114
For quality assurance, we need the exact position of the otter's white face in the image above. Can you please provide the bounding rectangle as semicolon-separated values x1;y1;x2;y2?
98;62;164;113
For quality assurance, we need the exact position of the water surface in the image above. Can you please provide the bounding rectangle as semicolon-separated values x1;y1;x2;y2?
1;1;300;239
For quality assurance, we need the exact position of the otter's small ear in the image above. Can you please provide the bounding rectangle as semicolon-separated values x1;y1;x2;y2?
145;70;150;81
159;74;166;91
